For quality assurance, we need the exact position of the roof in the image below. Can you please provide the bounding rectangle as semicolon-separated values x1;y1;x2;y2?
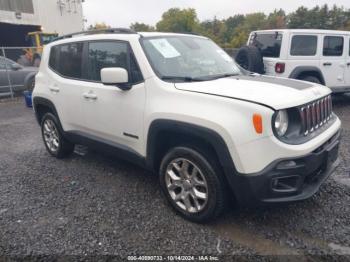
251;29;350;35
138;32;206;38
50;28;207;45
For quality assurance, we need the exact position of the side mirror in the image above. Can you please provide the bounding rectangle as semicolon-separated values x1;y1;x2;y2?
101;67;131;91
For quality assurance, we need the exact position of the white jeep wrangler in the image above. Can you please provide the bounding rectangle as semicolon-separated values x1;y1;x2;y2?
236;29;350;93
33;28;341;222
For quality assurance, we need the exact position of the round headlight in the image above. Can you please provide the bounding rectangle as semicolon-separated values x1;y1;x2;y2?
274;110;289;137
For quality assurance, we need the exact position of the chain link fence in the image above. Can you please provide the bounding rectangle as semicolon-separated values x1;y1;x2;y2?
0;47;39;99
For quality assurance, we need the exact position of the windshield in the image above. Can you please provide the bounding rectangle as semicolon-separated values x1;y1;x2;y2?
141;35;242;81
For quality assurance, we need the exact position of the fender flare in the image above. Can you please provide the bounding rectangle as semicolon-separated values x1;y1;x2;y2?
32;97;59;124
289;66;325;85
146;119;238;181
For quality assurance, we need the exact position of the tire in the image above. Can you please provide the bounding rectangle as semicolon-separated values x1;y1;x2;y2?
24;73;36;92
41;113;74;158
300;75;321;84
235;45;265;74
159;146;227;223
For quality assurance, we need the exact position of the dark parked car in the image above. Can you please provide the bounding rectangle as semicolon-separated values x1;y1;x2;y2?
0;56;37;97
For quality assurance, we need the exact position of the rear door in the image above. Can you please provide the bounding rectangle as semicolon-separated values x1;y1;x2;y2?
47;42;86;131
320;35;346;88
287;34;320;78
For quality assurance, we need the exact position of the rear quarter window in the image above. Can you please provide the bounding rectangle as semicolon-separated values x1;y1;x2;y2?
249;33;282;58
290;35;318;56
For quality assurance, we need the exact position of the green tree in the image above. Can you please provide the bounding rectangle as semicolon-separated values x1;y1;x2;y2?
222;15;245;43
229;13;266;48
230;28;248;48
130;5;350;49
130;22;155;32
266;9;286;29
199;17;228;46
156;8;199;33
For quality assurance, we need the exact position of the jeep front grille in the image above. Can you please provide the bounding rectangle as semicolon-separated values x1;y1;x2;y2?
299;95;333;136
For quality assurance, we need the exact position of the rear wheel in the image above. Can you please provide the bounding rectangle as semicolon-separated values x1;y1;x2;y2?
159;146;227;222
300;75;321;84
41;113;74;158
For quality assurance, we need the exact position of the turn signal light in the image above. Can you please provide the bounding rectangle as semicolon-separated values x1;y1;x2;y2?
275;62;285;74
253;114;263;134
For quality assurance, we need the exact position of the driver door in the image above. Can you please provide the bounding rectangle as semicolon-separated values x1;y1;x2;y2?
80;40;145;152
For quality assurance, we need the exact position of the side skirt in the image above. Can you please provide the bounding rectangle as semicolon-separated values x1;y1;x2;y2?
64;131;149;171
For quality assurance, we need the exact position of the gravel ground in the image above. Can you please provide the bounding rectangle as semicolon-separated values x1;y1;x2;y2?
0;95;349;260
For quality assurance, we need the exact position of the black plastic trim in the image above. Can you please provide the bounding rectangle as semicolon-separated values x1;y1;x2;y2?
123;132;139;139
146;119;239;187
32;97;59;124
232;131;341;205
65;131;147;169
289;66;326;85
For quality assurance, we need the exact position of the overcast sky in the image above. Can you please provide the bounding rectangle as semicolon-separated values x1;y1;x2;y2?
83;0;350;28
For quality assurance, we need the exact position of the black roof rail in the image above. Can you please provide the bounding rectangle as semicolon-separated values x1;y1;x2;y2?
51;28;137;42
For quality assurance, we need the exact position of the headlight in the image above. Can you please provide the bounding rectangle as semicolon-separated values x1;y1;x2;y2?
274;110;289;137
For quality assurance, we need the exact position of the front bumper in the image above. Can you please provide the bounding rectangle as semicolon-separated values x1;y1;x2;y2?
231;131;341;206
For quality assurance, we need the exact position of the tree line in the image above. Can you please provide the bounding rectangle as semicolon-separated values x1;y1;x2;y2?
90;4;350;48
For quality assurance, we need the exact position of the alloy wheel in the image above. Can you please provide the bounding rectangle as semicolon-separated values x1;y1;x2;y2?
165;158;209;213
43;119;60;153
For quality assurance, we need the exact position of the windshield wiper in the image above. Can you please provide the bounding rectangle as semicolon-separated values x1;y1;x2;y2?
205;73;240;80
160;76;205;82
161;73;239;82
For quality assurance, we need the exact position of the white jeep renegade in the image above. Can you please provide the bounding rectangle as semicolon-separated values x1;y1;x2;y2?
33;28;341;222
243;29;350;93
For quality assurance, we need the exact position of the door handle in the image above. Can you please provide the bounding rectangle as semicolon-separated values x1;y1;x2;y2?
347;62;350;66
323;62;332;66
49;86;60;93
83;91;97;100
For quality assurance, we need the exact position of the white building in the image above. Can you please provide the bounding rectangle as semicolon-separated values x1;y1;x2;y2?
0;0;84;36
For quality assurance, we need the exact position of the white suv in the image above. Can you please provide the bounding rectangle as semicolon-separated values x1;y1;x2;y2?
239;29;350;93
32;28;341;222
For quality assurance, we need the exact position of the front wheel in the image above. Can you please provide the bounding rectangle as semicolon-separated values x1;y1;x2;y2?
41;113;74;158
159;146;227;222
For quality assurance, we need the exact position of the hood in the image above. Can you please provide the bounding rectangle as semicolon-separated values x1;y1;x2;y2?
175;75;331;110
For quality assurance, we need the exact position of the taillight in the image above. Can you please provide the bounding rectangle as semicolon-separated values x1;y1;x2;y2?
275;63;285;74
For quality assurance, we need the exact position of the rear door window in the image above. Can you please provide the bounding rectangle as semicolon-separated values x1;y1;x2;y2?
323;36;344;56
50;42;84;79
249;33;282;58
290;35;318;56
